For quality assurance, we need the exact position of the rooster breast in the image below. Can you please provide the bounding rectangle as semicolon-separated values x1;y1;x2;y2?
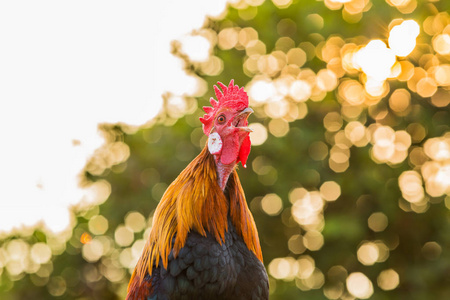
145;218;269;300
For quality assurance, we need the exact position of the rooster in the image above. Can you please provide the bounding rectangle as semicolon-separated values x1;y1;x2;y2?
127;80;269;299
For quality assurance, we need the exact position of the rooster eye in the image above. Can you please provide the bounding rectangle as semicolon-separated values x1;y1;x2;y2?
217;115;226;124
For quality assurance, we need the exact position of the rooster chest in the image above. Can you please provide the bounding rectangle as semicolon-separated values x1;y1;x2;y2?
148;220;268;300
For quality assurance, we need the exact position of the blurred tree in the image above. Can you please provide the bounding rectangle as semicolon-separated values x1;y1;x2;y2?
1;0;449;299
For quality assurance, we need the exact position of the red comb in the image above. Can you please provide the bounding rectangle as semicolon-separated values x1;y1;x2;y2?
200;80;249;135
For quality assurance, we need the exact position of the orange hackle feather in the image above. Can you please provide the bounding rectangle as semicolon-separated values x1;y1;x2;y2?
127;145;263;298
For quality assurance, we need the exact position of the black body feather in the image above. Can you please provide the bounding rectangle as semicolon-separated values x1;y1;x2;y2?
145;218;269;300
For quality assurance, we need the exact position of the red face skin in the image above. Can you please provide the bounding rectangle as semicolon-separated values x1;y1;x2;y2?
200;80;252;190
209;107;252;190
212;107;252;165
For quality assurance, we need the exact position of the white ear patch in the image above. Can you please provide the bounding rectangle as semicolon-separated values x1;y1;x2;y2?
208;132;222;155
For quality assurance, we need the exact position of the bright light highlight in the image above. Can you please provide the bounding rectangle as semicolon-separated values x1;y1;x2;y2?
389;20;420;57
248;79;276;103
180;35;211;62
354;40;396;82
346;272;374;299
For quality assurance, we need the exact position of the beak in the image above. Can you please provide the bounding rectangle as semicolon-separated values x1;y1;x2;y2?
240;107;254;116
235;107;254;132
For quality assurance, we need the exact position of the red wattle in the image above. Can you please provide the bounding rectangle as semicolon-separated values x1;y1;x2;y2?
220;135;240;165
238;135;251;168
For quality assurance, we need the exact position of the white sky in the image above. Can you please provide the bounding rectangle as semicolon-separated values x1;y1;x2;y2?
0;0;228;234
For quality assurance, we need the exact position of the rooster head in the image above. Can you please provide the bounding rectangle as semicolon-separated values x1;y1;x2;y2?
199;80;253;168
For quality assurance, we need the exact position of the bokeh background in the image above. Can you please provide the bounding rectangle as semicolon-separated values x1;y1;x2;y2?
1;0;450;299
